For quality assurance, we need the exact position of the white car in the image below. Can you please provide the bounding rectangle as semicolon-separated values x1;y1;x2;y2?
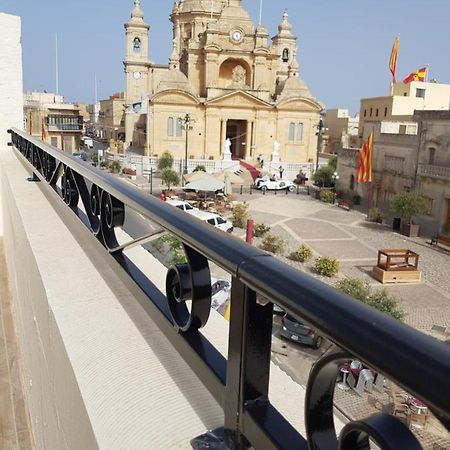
257;178;296;192
211;278;231;313
189;210;234;233
166;199;198;213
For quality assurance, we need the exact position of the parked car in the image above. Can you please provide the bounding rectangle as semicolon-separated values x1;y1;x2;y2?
211;278;231;311
279;314;322;349
189;210;233;233
166;199;198;213
72;152;87;161
256;178;296;192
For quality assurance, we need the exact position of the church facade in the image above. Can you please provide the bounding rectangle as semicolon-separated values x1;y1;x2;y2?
124;0;322;165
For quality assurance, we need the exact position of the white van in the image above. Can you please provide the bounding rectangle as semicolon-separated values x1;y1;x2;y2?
166;199;198;213
189;210;233;233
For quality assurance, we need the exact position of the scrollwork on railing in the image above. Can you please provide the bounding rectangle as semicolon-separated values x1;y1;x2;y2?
6;128;450;450
166;244;212;332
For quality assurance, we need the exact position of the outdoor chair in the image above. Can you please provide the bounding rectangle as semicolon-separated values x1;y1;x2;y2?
408;410;429;429
348;368;374;395
389;388;410;417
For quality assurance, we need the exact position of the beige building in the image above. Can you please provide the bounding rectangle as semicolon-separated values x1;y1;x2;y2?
359;81;450;137
24;91;83;152
415;110;450;236
124;0;322;165
98;92;126;142
323;109;359;154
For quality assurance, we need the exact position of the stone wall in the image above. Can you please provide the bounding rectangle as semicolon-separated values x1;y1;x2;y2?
0;13;23;148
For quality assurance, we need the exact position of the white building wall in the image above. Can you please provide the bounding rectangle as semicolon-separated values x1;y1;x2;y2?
0;13;23;148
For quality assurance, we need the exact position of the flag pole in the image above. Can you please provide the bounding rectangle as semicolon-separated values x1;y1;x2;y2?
367;128;374;216
425;63;430;82
258;0;263;25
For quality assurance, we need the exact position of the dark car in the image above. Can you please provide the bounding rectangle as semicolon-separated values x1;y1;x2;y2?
279;314;322;349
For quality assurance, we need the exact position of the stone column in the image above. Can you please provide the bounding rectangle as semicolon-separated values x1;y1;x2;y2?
245;121;252;160
220;119;227;156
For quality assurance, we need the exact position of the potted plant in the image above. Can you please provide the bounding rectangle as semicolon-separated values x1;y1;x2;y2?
390;191;428;237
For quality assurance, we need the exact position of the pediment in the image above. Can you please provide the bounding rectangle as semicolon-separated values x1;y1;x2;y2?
151;90;199;105
277;97;322;112
206;90;272;109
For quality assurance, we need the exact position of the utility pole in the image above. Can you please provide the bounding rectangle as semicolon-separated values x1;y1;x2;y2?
315;111;326;172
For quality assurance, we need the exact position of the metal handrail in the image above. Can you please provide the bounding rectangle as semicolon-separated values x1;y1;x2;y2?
7;127;450;449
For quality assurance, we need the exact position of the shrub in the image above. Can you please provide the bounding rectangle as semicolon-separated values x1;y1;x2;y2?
232;203;249;228
313;165;335;187
390;191;428;223
193;165;206;172
109;161;121;173
158;151;174;171
91;155;98;166
160;235;186;265
290;244;312;262
368;207;384;223
161;168;180;190
319;189;335;204
100;160;109;169
260;234;286;255
314;256;339;277
254;223;271;237
336;277;405;321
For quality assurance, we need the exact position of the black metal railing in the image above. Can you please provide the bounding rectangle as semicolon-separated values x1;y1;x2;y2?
7;128;450;449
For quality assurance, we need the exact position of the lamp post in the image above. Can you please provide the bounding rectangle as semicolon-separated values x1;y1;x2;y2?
332;171;339;204
178;113;191;176
315;110;327;173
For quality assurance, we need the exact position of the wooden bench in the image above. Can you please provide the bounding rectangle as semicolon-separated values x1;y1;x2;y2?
431;235;450;250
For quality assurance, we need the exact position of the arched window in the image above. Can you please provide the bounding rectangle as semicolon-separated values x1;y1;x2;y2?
133;37;141;53
288;122;295;141
282;48;289;62
176;117;183;137
297;123;304;142
167;117;174;137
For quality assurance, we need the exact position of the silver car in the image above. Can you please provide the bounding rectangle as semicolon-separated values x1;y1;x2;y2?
280;314;322;349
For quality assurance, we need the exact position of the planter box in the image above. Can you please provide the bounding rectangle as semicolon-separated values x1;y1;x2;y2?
401;222;420;237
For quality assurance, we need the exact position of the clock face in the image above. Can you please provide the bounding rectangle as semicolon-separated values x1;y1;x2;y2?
133;71;141;80
231;30;242;42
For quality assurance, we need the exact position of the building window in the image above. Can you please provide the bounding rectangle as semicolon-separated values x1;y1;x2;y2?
428;147;436;165
364;110;367;117
370;108;373;117
384;107;388;117
288;122;295;141
422;196;434;215
167;117;174;137
282;48;289;62
384;155;405;175
416;88;426;98
296;123;303;142
133;37;141;53
176;117;182;137
51;137;58;147
376;109;379;117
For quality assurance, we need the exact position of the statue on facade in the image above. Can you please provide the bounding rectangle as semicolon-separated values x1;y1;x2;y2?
223;138;232;161
231;65;246;88
271;140;280;162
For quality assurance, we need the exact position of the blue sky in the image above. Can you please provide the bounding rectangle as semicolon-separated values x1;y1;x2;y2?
3;0;449;114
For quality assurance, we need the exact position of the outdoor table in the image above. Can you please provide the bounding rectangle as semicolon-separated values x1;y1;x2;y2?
410;397;428;414
337;362;350;390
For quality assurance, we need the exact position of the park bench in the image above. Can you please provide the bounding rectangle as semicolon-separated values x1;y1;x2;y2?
337;199;351;211
430;234;450;251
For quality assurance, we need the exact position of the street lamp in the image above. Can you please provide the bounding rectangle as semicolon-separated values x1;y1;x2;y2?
315;110;327;172
332;171;339;204
178;113;191;176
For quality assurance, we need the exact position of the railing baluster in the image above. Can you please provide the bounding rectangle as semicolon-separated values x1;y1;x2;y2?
225;278;273;449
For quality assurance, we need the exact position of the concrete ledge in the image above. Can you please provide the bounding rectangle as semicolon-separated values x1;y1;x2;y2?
0;148;223;449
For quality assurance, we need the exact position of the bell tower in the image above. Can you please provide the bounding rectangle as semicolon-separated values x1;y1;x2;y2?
124;0;150;149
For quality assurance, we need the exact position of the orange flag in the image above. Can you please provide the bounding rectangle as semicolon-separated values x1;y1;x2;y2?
356;132;373;183
389;37;399;82
403;67;426;84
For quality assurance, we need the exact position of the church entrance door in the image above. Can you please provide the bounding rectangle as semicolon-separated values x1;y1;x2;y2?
226;120;247;159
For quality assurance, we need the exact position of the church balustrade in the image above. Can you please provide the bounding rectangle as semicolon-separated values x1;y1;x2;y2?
7;127;450;449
